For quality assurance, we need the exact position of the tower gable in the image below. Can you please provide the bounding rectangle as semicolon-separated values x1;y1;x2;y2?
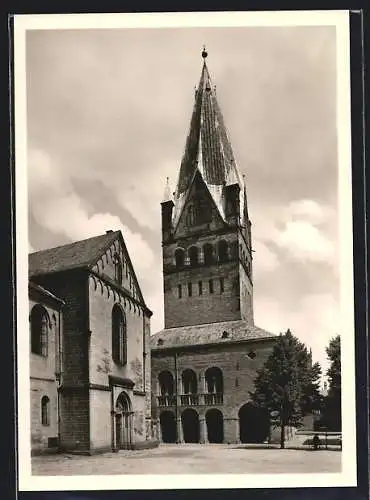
89;232;146;307
174;171;226;239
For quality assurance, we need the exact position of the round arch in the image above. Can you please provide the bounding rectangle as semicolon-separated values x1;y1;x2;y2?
114;391;133;450
181;409;200;443
30;304;50;356
206;409;224;443
238;402;270;444
160;411;177;443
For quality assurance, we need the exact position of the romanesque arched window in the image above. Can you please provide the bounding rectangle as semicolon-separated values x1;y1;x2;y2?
186;204;195;226
30;304;49;357
114;253;123;285
203;243;213;265
41;395;50;426
218;240;228;262
188;246;198;267
112;304;127;366
175;248;185;268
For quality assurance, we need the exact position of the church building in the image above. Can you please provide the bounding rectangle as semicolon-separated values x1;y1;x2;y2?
150;49;277;444
29;230;156;454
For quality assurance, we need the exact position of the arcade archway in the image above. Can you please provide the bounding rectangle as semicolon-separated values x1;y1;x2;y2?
181;409;200;443
206;409;224;443
160;411;177;443
238;403;270;443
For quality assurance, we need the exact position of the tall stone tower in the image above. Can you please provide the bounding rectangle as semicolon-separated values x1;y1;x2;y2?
161;49;253;329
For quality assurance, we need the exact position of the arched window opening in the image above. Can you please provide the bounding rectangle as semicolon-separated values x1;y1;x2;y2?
112;304;127;366
30;304;49;356
41;396;50;426
188;246;198;267
205;367;223;393
158;371;175;406
175;248;185;268
181;369;198;394
114;253;123;285
158;371;175;395
186;205;195;226
203;244;213;265
218;240;228;262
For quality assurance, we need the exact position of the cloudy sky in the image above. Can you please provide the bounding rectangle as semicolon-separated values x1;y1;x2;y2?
26;23;341;374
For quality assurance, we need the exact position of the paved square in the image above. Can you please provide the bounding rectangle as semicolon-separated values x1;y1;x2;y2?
32;444;341;475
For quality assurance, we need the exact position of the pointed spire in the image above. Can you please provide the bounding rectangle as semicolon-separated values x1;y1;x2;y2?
162;177;172;203
172;50;244;228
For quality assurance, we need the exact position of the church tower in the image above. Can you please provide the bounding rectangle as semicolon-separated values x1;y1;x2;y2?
161;48;254;329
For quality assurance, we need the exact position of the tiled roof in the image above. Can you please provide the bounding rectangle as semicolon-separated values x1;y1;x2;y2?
150;320;276;350
29;280;65;304
29;231;120;277
172;59;246;227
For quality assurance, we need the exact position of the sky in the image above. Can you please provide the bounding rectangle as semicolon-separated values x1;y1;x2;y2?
26;24;340;376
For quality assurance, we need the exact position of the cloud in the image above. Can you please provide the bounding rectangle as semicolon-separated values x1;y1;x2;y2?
254;292;341;374
28;148;155;289
252;198;337;266
276;220;334;261
253;241;280;273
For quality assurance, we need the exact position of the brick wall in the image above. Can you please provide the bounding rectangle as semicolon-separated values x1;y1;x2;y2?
163;230;243;328
29;291;61;452
152;338;275;443
30;379;58;451
33;271;90;450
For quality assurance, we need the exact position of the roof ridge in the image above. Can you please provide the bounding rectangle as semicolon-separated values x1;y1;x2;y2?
29;230;120;255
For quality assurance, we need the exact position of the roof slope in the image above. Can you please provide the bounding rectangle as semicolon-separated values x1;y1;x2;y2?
150;320;276;350
172;54;246;227
29;231;120;277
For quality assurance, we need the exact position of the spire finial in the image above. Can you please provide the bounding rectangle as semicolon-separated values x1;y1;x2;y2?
202;45;208;59
162;177;172;203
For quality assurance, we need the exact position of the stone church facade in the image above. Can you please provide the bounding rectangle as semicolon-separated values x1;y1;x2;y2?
150;50;277;444
29;230;156;454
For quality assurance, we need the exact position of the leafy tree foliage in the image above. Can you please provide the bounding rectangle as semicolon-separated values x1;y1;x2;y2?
250;329;322;448
320;335;341;431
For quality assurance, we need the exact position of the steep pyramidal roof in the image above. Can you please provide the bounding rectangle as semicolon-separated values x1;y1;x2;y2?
172;49;245;227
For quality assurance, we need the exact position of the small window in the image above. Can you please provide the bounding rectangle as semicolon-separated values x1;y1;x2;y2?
41;396;50;426
188;283;192;297
157;338;164;346
222;331;229;339
220;278;224;293
30;305;49;357
178;284;182;299
198;281;203;295
218;240;228;262
175;248;185;268
114;253;122;285
112;304;127;366
203;244;213;265
235;378;239;387
188;246;198;266
209;279;214;294
248;351;256;359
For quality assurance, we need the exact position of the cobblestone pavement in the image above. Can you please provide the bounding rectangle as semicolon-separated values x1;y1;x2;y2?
32;444;341;476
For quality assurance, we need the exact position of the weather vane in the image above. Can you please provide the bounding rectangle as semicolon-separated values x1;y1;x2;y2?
202;45;208;59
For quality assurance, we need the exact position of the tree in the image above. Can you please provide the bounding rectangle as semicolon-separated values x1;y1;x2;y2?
250;329;322;449
321;335;341;431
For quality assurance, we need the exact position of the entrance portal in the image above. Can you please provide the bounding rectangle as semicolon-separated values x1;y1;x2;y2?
160;411;177;443
238;403;270;443
114;391;133;450
181;409;200;443
206;409;224;443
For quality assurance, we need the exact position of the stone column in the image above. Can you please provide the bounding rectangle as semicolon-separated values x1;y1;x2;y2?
223;417;239;444
176;416;184;443
199;417;208;444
